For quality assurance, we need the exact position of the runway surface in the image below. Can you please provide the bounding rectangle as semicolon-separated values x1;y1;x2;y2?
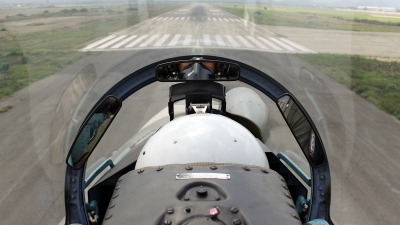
81;4;314;54
0;3;399;225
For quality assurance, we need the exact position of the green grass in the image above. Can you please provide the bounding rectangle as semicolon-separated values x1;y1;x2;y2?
212;4;400;32
26;22;46;26
0;104;12;113
0;2;186;100
298;54;400;120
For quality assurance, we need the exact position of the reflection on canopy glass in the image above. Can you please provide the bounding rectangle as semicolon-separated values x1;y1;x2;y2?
277;94;325;166
67;96;122;169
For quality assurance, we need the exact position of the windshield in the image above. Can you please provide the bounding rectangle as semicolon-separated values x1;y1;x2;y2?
1;1;399;225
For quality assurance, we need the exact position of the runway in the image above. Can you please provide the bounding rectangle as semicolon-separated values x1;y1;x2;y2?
81;4;314;54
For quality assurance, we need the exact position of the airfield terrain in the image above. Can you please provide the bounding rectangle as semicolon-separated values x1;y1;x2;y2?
0;3;399;224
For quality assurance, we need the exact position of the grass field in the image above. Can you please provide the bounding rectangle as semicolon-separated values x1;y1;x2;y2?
298;54;400;120
0;2;186;101
213;4;400;32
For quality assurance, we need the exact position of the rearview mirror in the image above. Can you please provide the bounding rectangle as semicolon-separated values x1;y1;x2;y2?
156;58;240;81
276;94;325;167
66;96;122;169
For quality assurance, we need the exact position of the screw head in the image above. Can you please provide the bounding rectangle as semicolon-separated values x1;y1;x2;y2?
173;140;177;144
184;197;189;201
186;166;193;170
156;167;163;171
242;167;250;171
261;168;269;173
138;169;144;174
164;219;172;225
118;177;124;182
185;207;191;213
112;194;119;199
284;193;292;199
166;208;174;214
282;184;288;190
108;204;115;209
230;207;239;214
292;214;300;220
288;203;295;209
215;196;221;201
196;186;207;195
210;166;218;170
232;218;242;225
105;214;113;220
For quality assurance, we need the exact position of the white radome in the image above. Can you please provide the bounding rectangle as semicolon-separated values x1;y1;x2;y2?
135;113;268;169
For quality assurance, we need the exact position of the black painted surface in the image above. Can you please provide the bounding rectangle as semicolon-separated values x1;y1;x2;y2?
102;165;301;225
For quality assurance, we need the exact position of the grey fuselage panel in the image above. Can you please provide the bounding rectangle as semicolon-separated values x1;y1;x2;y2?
102;164;301;225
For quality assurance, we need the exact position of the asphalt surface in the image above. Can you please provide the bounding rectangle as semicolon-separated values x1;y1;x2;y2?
0;3;399;225
263;25;400;58
81;4;314;54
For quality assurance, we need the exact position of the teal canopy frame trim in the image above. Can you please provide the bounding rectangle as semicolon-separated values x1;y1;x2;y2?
84;159;114;188
277;152;311;187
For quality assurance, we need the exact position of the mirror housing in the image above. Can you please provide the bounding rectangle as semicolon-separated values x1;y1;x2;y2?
66;95;122;169
156;57;240;81
276;94;325;167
